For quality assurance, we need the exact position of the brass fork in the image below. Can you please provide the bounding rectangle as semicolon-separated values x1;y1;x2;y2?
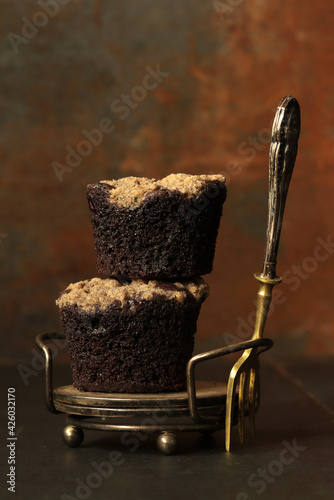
225;95;301;451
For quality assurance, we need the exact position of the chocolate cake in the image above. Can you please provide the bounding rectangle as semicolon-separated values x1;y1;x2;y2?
56;277;209;393
86;173;227;279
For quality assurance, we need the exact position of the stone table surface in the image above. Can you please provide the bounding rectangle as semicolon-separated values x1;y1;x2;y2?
0;355;333;500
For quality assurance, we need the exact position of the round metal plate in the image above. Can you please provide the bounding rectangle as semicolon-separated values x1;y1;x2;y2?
53;381;228;418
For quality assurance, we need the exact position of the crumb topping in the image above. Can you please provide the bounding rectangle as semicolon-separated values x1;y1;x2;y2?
56;277;209;312
98;173;225;208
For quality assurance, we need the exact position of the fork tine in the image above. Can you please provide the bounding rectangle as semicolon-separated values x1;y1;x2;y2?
225;371;239;452
255;358;261;409
238;371;246;444
248;367;257;438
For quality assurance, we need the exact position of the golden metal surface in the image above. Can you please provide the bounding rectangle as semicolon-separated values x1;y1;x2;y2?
54;381;227;408
53;381;228;417
156;432;179;455
36;333;273;452
186;337;272;424
65;415;225;434
225;95;300;452
63;425;84;448
35;332;65;414
225;275;281;452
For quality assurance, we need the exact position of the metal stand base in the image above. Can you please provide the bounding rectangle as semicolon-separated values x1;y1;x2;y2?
54;382;230;454
62;415;225;455
36;333;273;454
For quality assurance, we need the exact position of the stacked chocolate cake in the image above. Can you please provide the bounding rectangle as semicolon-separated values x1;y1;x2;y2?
56;173;227;393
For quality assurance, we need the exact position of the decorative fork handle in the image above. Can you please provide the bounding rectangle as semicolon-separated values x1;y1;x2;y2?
252;96;301;339
262;95;301;279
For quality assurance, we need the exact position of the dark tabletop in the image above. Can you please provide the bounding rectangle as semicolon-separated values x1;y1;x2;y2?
0;354;333;500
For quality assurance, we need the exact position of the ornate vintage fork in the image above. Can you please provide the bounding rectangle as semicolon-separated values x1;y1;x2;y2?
225;95;301;451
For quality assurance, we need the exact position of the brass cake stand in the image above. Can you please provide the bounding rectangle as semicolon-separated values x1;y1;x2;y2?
36;333;272;454
35;96;300;454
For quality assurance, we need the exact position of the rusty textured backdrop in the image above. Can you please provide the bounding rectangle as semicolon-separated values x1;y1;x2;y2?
1;0;334;363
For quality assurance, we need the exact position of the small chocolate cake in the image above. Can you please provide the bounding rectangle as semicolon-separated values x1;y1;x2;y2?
87;173;226;279
56;277;209;393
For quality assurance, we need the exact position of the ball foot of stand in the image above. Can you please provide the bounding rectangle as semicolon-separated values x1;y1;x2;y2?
63;425;84;448
156;432;179;455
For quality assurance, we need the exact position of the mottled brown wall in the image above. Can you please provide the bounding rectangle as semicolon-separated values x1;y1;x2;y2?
1;0;334;362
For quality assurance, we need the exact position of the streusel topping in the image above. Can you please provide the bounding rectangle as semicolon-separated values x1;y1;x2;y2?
56;277;209;312
98;173;225;208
